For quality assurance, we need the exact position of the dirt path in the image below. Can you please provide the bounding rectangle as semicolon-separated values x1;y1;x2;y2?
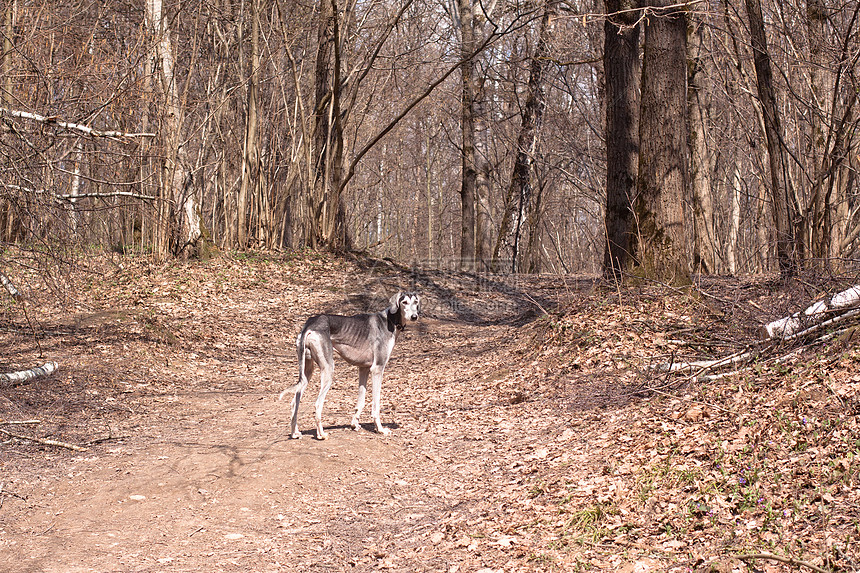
1;257;587;572
3;255;859;573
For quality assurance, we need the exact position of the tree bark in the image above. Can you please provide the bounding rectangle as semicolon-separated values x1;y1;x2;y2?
687;10;719;274
632;0;691;284
457;0;491;271
0;1;16;243
745;0;799;276
602;0;641;280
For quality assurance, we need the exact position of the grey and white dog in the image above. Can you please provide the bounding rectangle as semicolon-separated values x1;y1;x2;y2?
280;292;421;440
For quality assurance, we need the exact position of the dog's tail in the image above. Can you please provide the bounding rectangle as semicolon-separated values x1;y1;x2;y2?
278;327;308;401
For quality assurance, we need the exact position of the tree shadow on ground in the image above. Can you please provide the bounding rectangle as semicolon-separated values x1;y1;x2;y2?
345;254;597;327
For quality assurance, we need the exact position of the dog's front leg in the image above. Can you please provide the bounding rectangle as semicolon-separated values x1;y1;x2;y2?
351;367;369;431
369;365;390;435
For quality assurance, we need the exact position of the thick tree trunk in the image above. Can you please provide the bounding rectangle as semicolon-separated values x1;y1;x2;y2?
458;0;478;271
687;11;719;274
602;0;641;280
457;0;491;271
632;0;691;285
745;0;799;276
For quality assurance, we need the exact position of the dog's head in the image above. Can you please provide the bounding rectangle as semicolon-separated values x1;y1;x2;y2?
389;291;420;322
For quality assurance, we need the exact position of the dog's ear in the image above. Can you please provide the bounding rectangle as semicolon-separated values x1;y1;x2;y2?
389;291;402;314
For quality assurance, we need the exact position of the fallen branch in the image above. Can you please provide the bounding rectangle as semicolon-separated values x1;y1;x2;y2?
738;552;831;573
0;427;87;451
655;348;756;374
655;284;860;380
0;419;42;425
0;361;58;388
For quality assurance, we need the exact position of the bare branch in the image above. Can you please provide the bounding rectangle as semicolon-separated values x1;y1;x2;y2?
0;106;156;139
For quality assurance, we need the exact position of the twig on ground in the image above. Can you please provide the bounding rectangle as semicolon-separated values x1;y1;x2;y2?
0;428;87;451
656;347;758;375
738;552;831;573
642;384;737;415
0;419;42;425
522;293;550;316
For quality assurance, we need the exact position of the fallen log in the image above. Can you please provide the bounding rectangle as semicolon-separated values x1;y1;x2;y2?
766;285;860;339
0;362;58;388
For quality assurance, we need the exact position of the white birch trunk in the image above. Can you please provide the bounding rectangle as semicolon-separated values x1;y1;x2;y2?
1;362;57;386
145;0;201;256
765;285;860;338
727;165;741;274
0;271;22;300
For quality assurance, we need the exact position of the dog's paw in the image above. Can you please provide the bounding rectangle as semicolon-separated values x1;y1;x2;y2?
378;426;391;436
291;431;303;439
316;431;329;440
351;416;361;431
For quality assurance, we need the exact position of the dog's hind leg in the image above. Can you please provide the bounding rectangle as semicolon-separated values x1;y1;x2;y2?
310;333;335;440
351;367;369;431
286;333;314;439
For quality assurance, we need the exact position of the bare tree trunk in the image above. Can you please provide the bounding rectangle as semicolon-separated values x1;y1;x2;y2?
687;10;719;274
309;0;349;251
745;0;799;277
426;129;433;265
728;165;741;274
458;0;479;271
806;1;860;271
496;1;554;273
632;0;691;284
523;180;546;273
1;1;15;243
237;0;260;250
602;0;640;279
146;0;202;260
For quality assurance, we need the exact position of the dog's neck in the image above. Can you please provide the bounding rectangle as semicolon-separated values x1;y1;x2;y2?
386;307;405;333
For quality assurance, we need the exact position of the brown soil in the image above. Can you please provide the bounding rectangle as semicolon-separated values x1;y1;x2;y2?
1;254;858;572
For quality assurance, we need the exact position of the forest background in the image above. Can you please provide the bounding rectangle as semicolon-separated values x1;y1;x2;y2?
1;0;858;280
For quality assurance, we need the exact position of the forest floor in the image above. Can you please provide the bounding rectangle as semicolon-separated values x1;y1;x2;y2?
1;251;859;573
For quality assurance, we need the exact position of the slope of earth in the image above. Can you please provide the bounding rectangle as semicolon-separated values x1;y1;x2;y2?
1;252;858;572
